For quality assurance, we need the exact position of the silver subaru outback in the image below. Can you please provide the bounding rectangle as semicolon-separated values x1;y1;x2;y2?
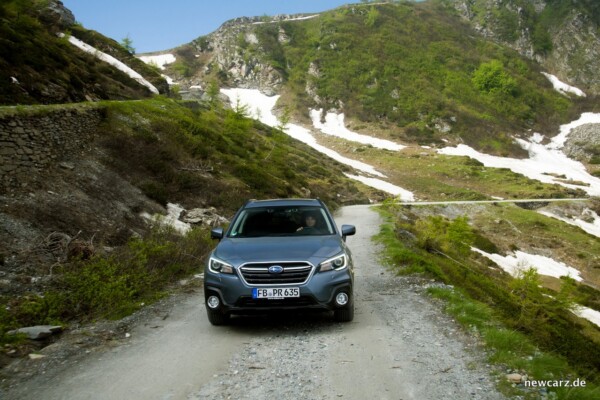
204;198;356;325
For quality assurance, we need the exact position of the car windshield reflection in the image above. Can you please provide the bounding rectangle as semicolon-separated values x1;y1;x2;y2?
228;206;335;238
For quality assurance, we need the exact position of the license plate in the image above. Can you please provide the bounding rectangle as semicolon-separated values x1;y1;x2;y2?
252;287;300;299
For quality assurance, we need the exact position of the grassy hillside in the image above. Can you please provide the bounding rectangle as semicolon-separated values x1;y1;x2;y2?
0;97;367;348
0;0;167;105
100;97;367;213
377;201;600;397
211;1;582;156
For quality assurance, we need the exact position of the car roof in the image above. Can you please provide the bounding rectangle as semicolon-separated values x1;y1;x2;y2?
243;198;323;209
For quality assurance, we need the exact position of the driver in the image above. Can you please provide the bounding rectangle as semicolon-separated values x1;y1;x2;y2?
297;211;322;233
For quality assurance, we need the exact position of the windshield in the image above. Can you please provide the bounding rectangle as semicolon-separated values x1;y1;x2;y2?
227;206;335;238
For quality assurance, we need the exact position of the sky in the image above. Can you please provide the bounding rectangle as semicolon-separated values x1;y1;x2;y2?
61;0;354;54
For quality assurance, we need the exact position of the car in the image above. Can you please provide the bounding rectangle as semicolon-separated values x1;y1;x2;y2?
203;198;356;325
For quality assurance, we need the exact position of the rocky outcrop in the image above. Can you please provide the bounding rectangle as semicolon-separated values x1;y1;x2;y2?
181;207;229;227
563;123;600;162
39;1;75;28
452;0;600;95
543;12;600;96
176;15;313;94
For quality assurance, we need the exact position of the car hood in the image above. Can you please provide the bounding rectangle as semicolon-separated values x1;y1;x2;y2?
213;235;344;267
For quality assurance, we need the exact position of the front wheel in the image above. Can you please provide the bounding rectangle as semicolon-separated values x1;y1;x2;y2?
333;302;354;322
206;307;230;326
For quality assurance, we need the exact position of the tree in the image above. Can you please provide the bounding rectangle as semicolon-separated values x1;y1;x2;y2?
276;106;291;132
206;80;221;107
121;35;135;54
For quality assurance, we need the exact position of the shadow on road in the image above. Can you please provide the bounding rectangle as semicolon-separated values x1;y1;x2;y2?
220;310;341;334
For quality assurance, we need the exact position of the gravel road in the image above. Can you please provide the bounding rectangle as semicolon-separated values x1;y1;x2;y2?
2;204;505;400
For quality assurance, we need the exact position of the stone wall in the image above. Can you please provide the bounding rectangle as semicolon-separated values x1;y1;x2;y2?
0;105;106;191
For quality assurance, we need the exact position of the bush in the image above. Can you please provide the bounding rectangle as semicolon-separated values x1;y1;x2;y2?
472;60;518;96
0;226;212;333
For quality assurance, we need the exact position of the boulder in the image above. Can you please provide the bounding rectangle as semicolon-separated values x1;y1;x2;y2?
181;207;228;227
8;325;63;340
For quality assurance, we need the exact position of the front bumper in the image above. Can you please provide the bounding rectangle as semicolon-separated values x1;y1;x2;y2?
204;268;353;315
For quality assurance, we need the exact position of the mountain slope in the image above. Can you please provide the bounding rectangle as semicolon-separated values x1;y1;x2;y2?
0;0;168;105
449;0;600;95
160;0;596;157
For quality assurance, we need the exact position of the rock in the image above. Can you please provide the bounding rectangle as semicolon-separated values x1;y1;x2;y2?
59;162;75;170
39;1;76;28
8;325;63;340
563;123;600;162
506;373;523;384
515;201;549;210
181;207;228;226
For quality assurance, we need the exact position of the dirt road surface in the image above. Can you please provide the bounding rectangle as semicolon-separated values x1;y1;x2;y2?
2;204;505;400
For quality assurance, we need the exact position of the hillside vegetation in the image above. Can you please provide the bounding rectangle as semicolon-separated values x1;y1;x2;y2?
450;0;600;96
0;97;367;351
0;0;168;105
177;1;595;156
377;200;600;397
100;97;366;211
2;2;599;398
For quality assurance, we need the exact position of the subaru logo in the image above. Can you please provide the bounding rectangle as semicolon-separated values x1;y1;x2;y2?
268;265;284;274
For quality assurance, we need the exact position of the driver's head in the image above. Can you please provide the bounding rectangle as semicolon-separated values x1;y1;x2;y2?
303;211;318;227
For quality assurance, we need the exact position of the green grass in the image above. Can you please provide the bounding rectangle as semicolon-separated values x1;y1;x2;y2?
0;225;212;343
0;0;165;105
239;1;576;156
100;97;365;213
428;287;600;399
322;140;585;201
374;202;600;398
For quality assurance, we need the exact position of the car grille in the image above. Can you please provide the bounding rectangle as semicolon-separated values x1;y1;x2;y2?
239;262;313;285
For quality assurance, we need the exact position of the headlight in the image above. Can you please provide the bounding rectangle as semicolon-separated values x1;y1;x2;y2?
319;254;347;272
208;257;234;274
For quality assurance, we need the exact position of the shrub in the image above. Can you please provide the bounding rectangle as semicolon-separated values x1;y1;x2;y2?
472;60;518;96
0;226;212;332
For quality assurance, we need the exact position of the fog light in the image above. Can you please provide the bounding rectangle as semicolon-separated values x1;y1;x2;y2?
335;292;349;306
207;295;220;309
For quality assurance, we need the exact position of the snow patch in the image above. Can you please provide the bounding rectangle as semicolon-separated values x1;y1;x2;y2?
573;305;600;328
472;248;583;282
345;174;414;201
60;33;159;94
542;72;586;97
220;88;415;198
310;109;405;151
538;209;600;238
138;53;176;70
252;15;318;25
438;113;600;196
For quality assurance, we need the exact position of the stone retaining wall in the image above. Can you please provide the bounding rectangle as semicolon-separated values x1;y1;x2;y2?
0;105;106;191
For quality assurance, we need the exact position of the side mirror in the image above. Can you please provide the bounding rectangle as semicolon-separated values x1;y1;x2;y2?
211;227;224;240
341;224;356;241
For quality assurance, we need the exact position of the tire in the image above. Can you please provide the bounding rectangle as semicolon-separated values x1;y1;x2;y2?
206;307;229;326
333;302;354;322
